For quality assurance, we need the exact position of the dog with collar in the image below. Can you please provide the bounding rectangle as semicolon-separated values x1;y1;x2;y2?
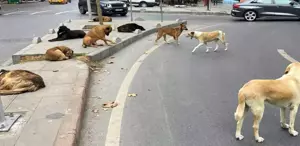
234;62;300;143
187;30;228;53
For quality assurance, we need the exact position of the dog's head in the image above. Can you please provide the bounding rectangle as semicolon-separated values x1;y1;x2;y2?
104;25;113;36
0;69;9;76
136;24;146;31
58;26;70;34
284;62;300;77
180;23;188;31
104;17;112;22
65;48;74;58
186;31;195;39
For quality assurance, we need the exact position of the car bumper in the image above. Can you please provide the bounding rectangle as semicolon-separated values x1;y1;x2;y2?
102;8;128;14
231;9;243;17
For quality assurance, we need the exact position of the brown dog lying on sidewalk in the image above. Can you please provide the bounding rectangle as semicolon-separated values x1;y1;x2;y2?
154;23;188;45
234;62;300;143
45;46;74;61
0;69;45;95
82;25;115;48
92;16;112;22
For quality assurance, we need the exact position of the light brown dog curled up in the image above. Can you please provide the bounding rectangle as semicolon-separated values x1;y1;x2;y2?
0;69;45;95
155;23;188;45
93;16;112;22
82;25;115;48
187;30;228;53
45;46;74;61
234;62;300;143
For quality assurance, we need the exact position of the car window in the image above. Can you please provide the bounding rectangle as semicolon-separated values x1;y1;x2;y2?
251;0;273;4
275;0;291;4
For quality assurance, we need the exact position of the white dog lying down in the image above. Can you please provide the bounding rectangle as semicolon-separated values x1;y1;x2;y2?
187;30;228;53
235;62;300;143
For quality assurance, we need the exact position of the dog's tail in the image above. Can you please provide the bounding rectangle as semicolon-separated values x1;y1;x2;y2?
234;91;247;121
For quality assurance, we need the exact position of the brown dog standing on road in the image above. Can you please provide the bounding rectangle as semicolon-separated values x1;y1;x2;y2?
154;23;188;45
92;16;112;22
234;62;300;143
45;46;74;61
0;69;45;95
82;25;115;48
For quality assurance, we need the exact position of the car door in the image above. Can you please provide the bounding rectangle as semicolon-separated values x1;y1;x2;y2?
250;0;278;17
273;0;300;17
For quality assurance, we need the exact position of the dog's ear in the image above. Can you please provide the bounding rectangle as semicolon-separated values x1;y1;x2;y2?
190;32;195;39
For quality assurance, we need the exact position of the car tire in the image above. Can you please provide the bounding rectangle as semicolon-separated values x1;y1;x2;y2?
79;6;87;14
244;10;257;21
139;2;148;7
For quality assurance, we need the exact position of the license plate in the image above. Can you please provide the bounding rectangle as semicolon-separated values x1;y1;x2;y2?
115;9;123;11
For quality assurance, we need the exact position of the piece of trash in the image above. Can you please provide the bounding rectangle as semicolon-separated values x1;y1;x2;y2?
92;109;99;113
102;101;118;108
107;61;114;64
53;70;59;72
128;93;137;97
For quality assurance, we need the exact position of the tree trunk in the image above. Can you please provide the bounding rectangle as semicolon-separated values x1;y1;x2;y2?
96;0;103;25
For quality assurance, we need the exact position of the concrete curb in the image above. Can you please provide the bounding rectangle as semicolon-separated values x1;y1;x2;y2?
131;10;230;15
87;20;187;61
53;63;90;146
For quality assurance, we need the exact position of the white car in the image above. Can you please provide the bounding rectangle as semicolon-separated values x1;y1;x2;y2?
131;0;159;7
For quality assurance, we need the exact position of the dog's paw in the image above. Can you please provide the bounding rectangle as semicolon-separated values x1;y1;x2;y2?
289;130;299;136
281;123;290;129
235;135;244;141
255;137;264;143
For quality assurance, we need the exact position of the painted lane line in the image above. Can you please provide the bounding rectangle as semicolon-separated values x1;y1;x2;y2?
104;23;227;146
3;11;26;16
54;10;77;15
30;10;51;15
277;49;298;63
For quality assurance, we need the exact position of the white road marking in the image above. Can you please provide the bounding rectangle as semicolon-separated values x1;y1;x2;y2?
30;10;51;15
54;10;77;15
277;49;298;63
3;11;27;16
104;23;227;146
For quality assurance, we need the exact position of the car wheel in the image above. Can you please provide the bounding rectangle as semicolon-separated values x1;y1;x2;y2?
79;6;87;14
244;10;257;21
139;2;147;7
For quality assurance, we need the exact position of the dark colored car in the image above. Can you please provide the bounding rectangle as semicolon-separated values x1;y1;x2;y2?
231;0;300;21
78;0;128;16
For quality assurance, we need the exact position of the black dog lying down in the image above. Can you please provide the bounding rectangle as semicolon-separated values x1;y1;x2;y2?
117;23;146;33
48;25;86;42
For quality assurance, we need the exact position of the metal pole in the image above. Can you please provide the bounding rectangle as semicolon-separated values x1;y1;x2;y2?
160;0;163;22
87;0;92;20
0;97;6;129
130;0;133;21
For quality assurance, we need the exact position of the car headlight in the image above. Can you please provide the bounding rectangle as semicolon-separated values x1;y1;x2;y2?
123;3;127;7
107;4;112;8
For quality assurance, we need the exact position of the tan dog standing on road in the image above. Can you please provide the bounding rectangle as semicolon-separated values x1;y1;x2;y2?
155;23;188;45
0;69;45;95
45;46;74;61
234;62;300;143
187;30;228;53
82;25;115;48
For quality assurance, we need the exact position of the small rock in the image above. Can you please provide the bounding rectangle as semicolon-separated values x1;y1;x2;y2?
32;37;42;44
135;17;145;21
48;29;55;34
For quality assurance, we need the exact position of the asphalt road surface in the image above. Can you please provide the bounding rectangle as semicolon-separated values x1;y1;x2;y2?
79;15;300;146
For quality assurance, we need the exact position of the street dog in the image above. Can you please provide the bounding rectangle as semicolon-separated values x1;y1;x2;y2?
0;69;45;95
82;25;115;48
117;23;146;33
45;46;74;61
234;62;300;143
155;23;188;45
92;16;112;22
48;25;86;42
187;30;228;53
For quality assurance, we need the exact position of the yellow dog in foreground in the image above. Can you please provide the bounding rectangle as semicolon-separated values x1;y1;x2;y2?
234;62;300;143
